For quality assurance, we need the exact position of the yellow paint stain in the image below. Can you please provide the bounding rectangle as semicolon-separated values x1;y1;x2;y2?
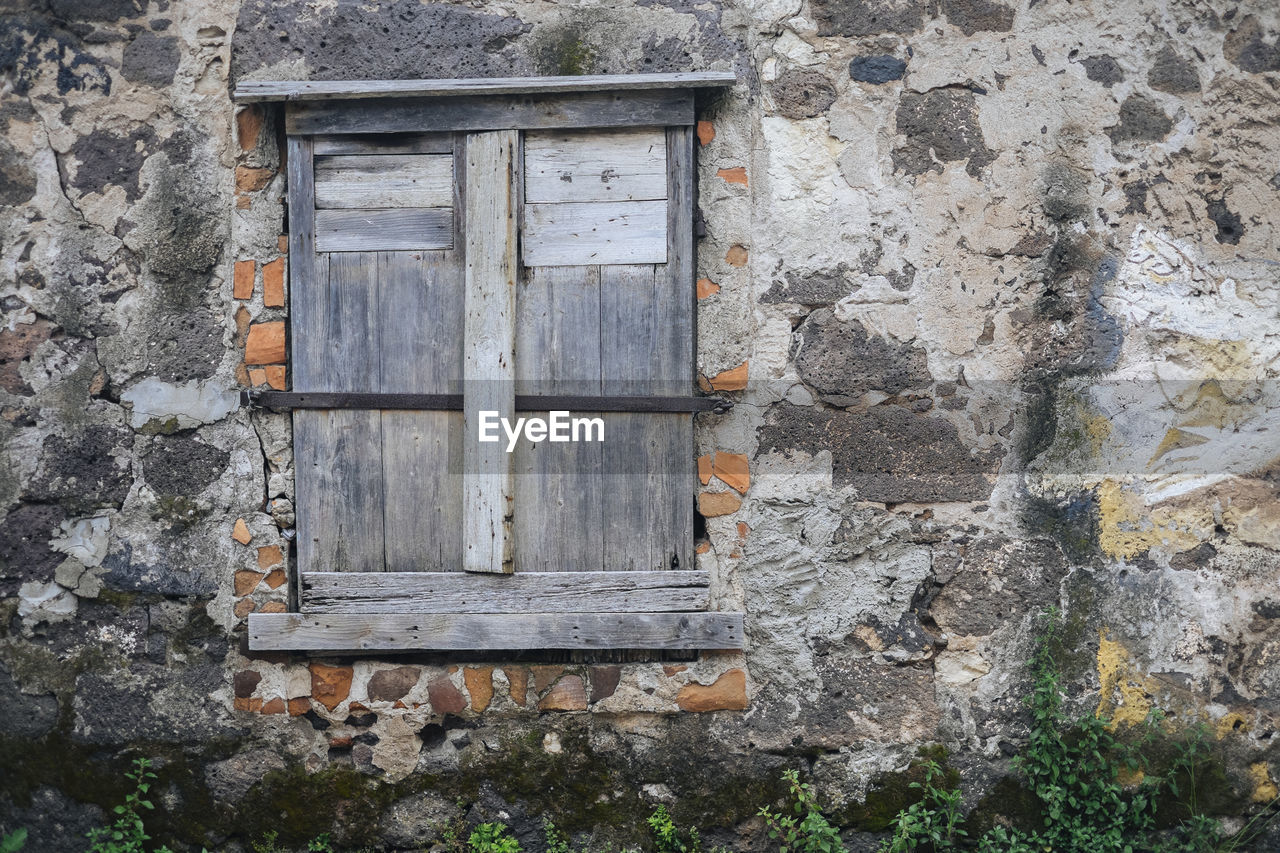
1146;427;1209;466
1082;410;1112;456
1095;629;1154;728
1249;762;1278;803
1096;480;1208;559
1215;712;1250;740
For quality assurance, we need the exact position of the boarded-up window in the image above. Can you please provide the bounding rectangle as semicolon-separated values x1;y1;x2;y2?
236;74;742;652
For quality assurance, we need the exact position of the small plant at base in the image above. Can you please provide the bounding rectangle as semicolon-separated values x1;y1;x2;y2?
469;822;522;853
879;761;966;853
308;833;335;853
87;757;166;853
544;818;572;853
1;829;27;853
759;770;845;853
648;805;702;853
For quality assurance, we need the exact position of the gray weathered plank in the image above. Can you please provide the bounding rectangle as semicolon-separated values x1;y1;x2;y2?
286;135;320;387
523;200;667;267
524;128;667;204
315;208;453;252
315;154;453;209
286;90;694;135
315;133;453;155
463;130;519;574
248;611;745;650
513;265;604;572
294;251;386;574
236;71;736;102
300;570;710;613
378;250;464;573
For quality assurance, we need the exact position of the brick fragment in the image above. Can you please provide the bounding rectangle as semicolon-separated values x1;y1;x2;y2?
697;454;713;486
427;677;467;715
663;665;687;676
264;365;287;390
310;663;353;711
236;106;263;151
245;322;286;365
233;260;255;300
538;675;588;711
504;667;530;707
233;598;255;618
725;244;748;267
698;491;742;518
696;120;715;146
464;666;495;712
712;452;750;494
263;569;286;589
248;368;267;387
262;258;285;307
233;670;261;698
368;666;421;702
695;542;710;554
717;166;747;186
287;697;310;716
257;545;284;569
261;697;286;715
232;518;252;544
259;601;286;613
277;234;289;253
696;278;720;299
235;165;274;193
708;361;748;391
234;569;263;596
676;669;748;711
589;666;621;704
532;665;564;693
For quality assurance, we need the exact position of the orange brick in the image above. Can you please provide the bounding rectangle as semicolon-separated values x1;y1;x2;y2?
236;106;263;151
695;541;710;554
504;667;530;707
465;666;495;712
233;696;252;712
263;569;287;589
310;663;354;711
717;166;747;186
663;665;687;676
261;697;286;715
235;165;274;193
725;244;748;267
677;669;747;711
259;601;287;613
708;361;748;391
257;545;284;569
232;518;252;544
262;258;285;307
245;322;286;365
538;675;588;711
265;365;286;390
696;278;720;299
697;454;713;486
277;234;289;253
696;120;715;146
234;570;263;596
233;598;256;618
698;491;742;518
712;452;750;494
248;368;267;387
235;305;252;340
737;522;750;538
287;697;310;716
236;195;251;209
233;260;255;300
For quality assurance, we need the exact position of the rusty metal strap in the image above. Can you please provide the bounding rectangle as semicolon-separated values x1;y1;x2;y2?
240;390;733;414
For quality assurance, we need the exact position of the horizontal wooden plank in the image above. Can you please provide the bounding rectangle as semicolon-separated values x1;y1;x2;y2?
525;128;667;204
523;200;667;266
314;133;453;155
315;208;453;252
301;570;710;613
286;90;694;135
236;72;737;102
315;154;453;208
248;611;745;650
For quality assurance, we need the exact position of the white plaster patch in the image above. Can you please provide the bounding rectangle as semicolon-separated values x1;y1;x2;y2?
121;377;239;430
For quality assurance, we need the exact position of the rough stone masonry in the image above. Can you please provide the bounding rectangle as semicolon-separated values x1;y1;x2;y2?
2;0;1280;849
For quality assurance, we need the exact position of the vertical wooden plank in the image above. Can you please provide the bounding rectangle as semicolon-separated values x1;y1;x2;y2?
294;252;385;574
379;250;464;572
513;266;604;572
463;130;518;574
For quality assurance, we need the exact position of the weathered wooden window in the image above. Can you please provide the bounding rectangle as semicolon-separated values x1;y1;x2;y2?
235;74;743;652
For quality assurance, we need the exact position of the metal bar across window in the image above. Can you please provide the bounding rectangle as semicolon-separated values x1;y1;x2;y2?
241;390;734;414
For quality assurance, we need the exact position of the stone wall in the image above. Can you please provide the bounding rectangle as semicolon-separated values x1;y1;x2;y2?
3;0;1280;849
